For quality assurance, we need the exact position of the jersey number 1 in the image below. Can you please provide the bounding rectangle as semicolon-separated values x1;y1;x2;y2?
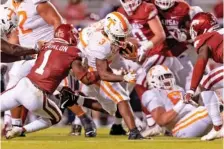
35;50;52;75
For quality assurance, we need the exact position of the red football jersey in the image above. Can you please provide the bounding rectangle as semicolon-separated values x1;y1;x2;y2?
118;2;171;56
27;38;81;94
194;30;223;64
157;0;191;56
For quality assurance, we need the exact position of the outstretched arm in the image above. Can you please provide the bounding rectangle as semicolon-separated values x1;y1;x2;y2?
71;59;100;85
190;44;209;91
37;1;64;29
96;58;124;82
1;38;38;56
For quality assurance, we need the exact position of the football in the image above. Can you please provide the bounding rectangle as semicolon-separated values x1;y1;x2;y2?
119;39;138;61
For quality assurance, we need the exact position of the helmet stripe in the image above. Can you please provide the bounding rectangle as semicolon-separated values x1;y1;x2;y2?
111;12;128;32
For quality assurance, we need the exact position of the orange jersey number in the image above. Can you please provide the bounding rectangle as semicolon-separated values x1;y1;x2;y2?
18;11;32;34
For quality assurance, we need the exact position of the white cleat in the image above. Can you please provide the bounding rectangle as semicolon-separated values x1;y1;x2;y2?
201;127;224;141
5;126;23;139
141;124;164;138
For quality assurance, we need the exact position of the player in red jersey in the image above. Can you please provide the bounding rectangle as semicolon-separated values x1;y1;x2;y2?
0;24;99;139
152;0;203;90
184;12;224;141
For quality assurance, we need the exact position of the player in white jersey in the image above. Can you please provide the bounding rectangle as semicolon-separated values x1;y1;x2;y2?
141;65;223;138
77;12;143;139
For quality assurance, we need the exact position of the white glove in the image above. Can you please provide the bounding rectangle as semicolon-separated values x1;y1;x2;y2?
137;40;154;62
123;71;136;83
169;28;187;42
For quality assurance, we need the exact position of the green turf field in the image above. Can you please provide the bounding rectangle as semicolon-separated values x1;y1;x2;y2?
1;127;223;149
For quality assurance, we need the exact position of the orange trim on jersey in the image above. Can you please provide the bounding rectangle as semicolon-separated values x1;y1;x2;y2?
18;11;33;34
79;31;87;48
88;67;95;72
111;12;128;32
172;112;208;135
95;82;118;103
104;82;124;101
174;109;207;128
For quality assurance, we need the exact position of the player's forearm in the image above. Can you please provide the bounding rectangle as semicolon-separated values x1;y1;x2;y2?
190;58;207;91
80;71;100;85
1;52;21;63
1;38;37;56
99;71;124;82
156;110;178;126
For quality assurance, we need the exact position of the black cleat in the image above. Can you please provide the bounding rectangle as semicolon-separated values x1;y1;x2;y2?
109;124;127;135
80;114;97;137
70;124;82;136
128;127;144;140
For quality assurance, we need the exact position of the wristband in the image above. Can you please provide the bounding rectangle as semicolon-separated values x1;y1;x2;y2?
173;100;186;113
187;90;195;95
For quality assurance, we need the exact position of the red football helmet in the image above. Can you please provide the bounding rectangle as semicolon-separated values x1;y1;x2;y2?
54;24;79;46
189;12;219;40
120;0;142;16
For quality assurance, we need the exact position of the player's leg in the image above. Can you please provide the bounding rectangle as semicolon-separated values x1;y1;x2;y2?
176;51;194;90
5;78;62;139
100;81;143;139
199;66;224;140
68;105;96;137
172;107;213;138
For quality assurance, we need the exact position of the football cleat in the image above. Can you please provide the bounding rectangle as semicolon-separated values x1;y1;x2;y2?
5;126;23;139
109;124;127;135
70;124;82;136
201;127;224;141
128;127;144;140
80;114;97;137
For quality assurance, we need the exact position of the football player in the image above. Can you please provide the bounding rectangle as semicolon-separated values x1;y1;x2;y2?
153;0;203;90
3;0;95;137
184;12;223;141
0;24;100;139
77;12;143;139
142;65;221;138
117;0;183;98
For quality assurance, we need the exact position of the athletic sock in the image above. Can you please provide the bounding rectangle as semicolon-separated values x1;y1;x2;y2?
201;91;223;127
23;118;52;133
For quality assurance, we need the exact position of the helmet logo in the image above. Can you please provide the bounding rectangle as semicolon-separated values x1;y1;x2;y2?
107;18;116;29
55;29;65;38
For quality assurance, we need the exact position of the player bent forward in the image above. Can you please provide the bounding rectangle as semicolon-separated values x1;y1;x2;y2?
0;24;99;139
141;65;222;138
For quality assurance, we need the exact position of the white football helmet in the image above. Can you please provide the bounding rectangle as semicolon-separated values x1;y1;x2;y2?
155;0;175;10
0;6;18;36
104;12;131;46
120;0;142;16
146;65;175;90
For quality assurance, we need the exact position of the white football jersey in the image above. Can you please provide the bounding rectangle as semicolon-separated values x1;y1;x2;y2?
7;0;54;48
85;31;116;69
142;86;196;131
77;19;105;54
